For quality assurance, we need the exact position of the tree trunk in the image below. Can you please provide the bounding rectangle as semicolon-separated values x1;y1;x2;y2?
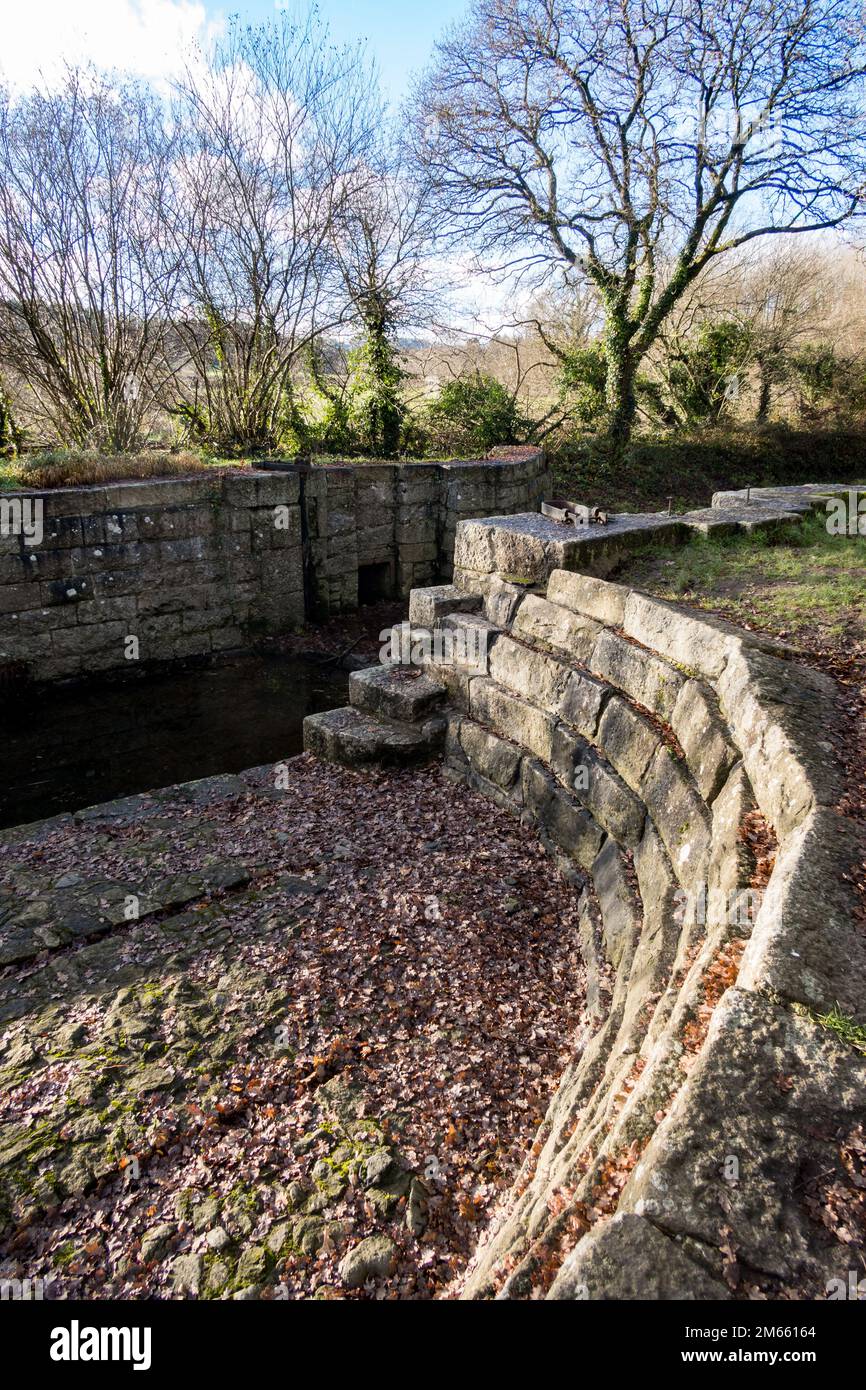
755;357;772;423
602;322;638;453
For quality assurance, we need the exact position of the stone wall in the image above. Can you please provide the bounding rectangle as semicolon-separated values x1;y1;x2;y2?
305;490;864;1299
406;555;865;1300
294;446;549;615
0;448;547;683
0;471;305;685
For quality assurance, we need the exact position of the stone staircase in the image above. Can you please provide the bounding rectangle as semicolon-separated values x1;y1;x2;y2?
303;661;448;766
301;521;866;1300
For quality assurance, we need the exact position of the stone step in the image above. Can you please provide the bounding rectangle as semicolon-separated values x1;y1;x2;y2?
348;664;446;723
408;583;481;628
303;706;445;767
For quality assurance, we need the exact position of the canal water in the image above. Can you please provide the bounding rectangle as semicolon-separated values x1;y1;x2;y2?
0;654;348;829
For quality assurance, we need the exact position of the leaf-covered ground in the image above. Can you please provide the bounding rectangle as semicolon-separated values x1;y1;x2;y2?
0;758;587;1299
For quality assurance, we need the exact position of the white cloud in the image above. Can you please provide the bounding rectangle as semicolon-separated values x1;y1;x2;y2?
0;0;223;88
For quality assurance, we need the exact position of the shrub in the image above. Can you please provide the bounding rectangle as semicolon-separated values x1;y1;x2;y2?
425;373;529;455
788;343;866;422
557;345;607;425
665;321;754;424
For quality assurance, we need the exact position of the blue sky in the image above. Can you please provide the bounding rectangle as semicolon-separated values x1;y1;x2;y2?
230;1;472;99
3;2;472;97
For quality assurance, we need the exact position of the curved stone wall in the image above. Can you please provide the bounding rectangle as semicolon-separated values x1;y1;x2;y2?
407;564;866;1299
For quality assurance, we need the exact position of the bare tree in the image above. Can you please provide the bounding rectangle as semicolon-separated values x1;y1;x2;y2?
164;13;377;454
0;68;177;451
413;0;866;451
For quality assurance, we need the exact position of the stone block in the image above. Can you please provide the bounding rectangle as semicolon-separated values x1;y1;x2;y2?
717;645;842;836
458;720;522;789
671;678;738;803
487;635;570;710
547;570;631;627
591;628;685;719
707;762;756;894
639;744;712;890
521;758;606;869
591;837;641;970
549;1213;727;1301
512;592;601;663
556;668;611;740
595;696;661;793
469;678;556;765
573;745;646;849
408;584;481;628
349;664;445;722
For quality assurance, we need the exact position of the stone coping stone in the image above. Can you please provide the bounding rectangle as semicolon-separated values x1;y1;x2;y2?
680;504;804;535
711;482;860;510
738;807;866;1015
1;471;300;517
454;512;689;584
257;447;545;476
717;643;843;835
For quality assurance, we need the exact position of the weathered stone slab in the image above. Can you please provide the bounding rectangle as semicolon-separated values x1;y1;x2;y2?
349;664;445;723
407;584;481;628
572;745;646;849
639;745;712;890
549;1212;727;1301
710;483;845;511
458;720;522;790
707;762;757;894
624;988;866;1289
303;706;441;766
591;628;685;720
454;512;687;586
717;645;842;836
512;593;601;664
546;570;630;627
591;838;641;970
578;891;611;1024
738;808;866;1016
556;668;611;740
670;678;738;803
469;678;556;765
622;591;739;680
487;635;570;710
482;577;531;628
595;696;662;793
521;758;605;870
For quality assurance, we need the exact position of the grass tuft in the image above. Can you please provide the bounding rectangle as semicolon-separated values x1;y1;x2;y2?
812;1003;866;1056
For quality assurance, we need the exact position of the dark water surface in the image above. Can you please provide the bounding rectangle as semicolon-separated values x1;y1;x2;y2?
0;654;348;829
